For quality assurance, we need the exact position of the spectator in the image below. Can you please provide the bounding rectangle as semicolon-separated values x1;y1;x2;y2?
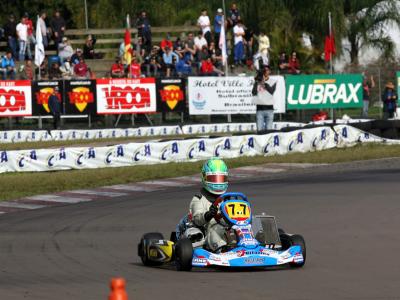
3;14;18;59
129;57;142;78
38;11;49;48
194;31;208;61
24;13;35;61
58;37;74;63
49;62;62;79
136;11;152;54
60;57;74;79
160;33;173;53
174;37;185;59
111;57;125;78
227;3;241;29
197;9;212;46
50;9;66;50
253;47;269;71
257;31;270;54
184;32;196;61
288;51;301;74
209;41;223;68
73;57;89;79
0;51;16;80
16;16;29;61
71;48;83;65
362;72;375;118
175;57;192;77
244;27;255;65
214;8;224;49
19;58;34;80
143;46;162;77
382;81;397;120
135;36;146;61
252;66;277;132
48;87;61;129
37;57;48;79
83;34;96;59
162;46;179;77
200;56;224;76
233;20;245;66
278;51;289;74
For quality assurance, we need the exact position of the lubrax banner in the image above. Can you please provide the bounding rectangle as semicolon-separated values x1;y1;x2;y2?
286;74;363;109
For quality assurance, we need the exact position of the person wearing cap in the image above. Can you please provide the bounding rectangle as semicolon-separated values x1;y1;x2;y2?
252;66;277;132
50;10;66;51
3;14;18;59
48;87;61;129
58;37;73;63
16;16;29;61
214;8;224;50
71;48;83;65
382;81;398;119
197;9;212;45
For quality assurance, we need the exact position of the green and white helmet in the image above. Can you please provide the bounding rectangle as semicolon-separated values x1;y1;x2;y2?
201;158;228;195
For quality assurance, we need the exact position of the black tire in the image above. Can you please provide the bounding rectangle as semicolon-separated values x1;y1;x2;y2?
175;238;193;271
289;234;306;268
278;228;285;235
138;232;164;266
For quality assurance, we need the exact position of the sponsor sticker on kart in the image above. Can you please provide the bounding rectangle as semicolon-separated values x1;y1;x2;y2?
293;253;304;263
244;257;265;265
193;258;207;264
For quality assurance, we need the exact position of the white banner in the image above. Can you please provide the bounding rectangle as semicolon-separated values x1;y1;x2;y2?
188;76;286;115
96;78;157;114
0;126;343;173
0;80;32;117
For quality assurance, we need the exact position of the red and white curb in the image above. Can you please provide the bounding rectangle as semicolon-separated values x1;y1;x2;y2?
0;163;327;215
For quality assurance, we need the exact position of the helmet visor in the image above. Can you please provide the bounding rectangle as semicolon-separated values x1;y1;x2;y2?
205;174;227;184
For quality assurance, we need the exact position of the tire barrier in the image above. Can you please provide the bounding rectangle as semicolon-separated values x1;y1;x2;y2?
1;125;399;173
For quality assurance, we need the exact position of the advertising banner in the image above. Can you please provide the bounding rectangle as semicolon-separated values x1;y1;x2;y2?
96;78;157;115
64;80;97;115
156;78;186;113
286;74;363;110
32;80;64;115
188;76;285;115
0;80;32;117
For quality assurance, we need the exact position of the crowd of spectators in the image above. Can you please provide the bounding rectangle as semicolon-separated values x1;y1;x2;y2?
0;3;303;81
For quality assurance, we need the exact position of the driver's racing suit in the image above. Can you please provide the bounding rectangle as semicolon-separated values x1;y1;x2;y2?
189;189;227;251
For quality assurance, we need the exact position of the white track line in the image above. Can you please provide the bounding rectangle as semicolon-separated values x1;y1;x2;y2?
67;190;128;197
0;202;46;210
105;184;162;192
26;195;92;204
138;180;182;187
235;167;286;173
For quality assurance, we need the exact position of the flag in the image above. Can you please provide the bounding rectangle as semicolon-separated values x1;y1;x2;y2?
324;34;336;62
219;16;227;66
34;15;45;67
124;14;133;65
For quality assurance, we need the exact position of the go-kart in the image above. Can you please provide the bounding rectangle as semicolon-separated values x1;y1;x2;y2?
138;192;306;271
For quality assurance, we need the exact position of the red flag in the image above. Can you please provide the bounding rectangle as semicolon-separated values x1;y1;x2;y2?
324;33;336;62
124;15;133;65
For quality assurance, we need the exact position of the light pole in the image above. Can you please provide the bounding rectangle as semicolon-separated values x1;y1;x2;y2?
84;0;89;30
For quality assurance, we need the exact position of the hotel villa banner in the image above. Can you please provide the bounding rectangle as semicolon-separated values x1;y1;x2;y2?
96;78;157;115
0;80;32;117
286;74;363;110
188;76;286;115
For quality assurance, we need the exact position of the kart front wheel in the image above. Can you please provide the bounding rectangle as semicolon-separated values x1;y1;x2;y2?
138;232;164;266
289;234;306;268
175;238;193;271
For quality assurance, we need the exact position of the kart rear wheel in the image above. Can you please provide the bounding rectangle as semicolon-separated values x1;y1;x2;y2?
289;234;306;268
138;232;164;266
175;238;193;271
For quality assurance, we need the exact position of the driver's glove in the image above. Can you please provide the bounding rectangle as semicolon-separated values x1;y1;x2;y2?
204;204;218;222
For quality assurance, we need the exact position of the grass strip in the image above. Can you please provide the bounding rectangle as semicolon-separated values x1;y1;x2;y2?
1;143;400;201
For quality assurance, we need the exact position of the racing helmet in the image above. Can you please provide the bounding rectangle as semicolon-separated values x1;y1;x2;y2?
201;158;228;195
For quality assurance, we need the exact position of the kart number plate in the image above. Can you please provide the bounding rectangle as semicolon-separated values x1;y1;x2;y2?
223;201;251;221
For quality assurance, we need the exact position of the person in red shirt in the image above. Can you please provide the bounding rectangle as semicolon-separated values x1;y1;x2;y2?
23;13;34;60
129;57;142;78
73;57;89;78
200;57;224;76
111;57;125;78
288;51;301;74
160;33;173;53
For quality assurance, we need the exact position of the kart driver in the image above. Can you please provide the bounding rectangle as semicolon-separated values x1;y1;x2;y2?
189;158;229;252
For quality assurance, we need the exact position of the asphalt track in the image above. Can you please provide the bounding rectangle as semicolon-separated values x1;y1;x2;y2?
1;159;400;300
